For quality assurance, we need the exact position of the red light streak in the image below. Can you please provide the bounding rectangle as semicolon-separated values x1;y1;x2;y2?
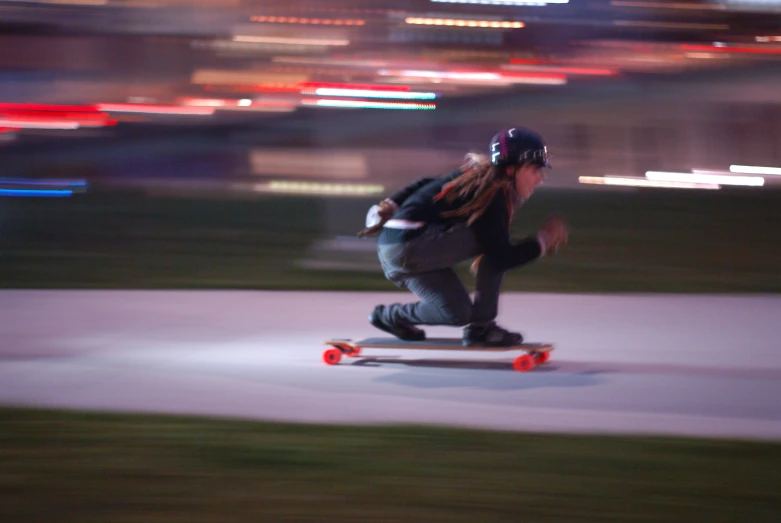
681;44;781;55
509;59;551;65
0;103;100;113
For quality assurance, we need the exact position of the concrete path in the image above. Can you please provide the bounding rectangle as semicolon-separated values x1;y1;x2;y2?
1;291;779;440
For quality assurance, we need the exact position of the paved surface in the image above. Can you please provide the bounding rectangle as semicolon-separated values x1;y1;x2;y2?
1;290;779;440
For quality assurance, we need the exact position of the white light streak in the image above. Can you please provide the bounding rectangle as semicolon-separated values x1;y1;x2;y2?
691;169;732;175
405;17;525;28
377;69;566;85
312;88;437;100
381;69;502;80
0;119;79;130
302;99;436;110
257;181;385;196
233;36;350;46
579;176;720;190
645;171;764;186
730;164;781;176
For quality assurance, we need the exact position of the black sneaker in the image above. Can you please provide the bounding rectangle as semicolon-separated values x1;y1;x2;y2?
369;305;426;341
462;322;523;347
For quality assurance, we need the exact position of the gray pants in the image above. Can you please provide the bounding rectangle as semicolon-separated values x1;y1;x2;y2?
377;223;504;327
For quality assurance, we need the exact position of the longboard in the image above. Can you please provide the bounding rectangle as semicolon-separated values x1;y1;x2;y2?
323;337;554;372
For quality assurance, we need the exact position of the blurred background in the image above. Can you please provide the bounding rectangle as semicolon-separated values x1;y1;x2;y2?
1;0;780;292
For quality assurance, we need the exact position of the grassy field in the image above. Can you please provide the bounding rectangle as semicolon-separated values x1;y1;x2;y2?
1;187;780;292
1;407;779;522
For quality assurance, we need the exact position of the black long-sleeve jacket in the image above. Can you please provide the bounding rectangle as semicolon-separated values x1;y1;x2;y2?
377;171;542;272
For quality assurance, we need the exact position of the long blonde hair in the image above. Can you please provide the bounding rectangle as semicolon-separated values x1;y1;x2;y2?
433;153;518;228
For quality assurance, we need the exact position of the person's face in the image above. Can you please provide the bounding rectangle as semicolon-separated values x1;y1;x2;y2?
511;163;545;199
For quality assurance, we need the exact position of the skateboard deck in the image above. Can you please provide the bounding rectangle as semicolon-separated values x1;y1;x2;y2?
323;337;554;372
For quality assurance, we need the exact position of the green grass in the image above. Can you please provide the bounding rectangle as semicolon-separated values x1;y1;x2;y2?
1;187;780;292
0;408;779;522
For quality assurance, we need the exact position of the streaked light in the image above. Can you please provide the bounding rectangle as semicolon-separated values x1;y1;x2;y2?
691;169;733;175
271;56;392;67
282;7;391;13
179;98;226;107
257;181;385;196
0;119;79;130
724;0;781;13
219;104;297;113
508;58;550;65
12;0;106;4
405;17;525;29
233;35;350;46
684;52;729;59
382;69;502;80
251;16;366;26
0;189;74;197
194;39;339;54
681;43;781;55
301;82;410;92
645;171;764;186
193;69;310;86
611;1;726;9
0;114;113;128
377;69;566;85
0;103;100;113
310;88;437;100
756;36;781;42
579;176;720;190
614;20;729;29
730;165;781;176
179;97;297;112
96;104;215;116
504;63;618;75
430;0;568;5
302;99;436;110
502;72;568;84
205;84;301;94
0;177;88;187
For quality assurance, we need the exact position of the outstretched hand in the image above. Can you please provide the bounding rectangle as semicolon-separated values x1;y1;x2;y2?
537;213;570;255
357;200;396;238
471;213;569;277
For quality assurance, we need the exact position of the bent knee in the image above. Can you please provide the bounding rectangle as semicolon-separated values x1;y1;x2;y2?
439;303;472;326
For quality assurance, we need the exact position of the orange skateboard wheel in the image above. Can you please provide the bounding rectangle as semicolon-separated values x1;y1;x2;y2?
513;354;535;372
322;348;342;365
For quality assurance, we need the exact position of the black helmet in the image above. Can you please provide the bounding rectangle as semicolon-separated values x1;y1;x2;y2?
489;127;550;168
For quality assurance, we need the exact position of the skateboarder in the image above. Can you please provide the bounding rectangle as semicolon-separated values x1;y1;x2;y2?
358;127;569;347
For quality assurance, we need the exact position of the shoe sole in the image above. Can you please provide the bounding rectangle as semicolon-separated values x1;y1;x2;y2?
369;313;425;342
